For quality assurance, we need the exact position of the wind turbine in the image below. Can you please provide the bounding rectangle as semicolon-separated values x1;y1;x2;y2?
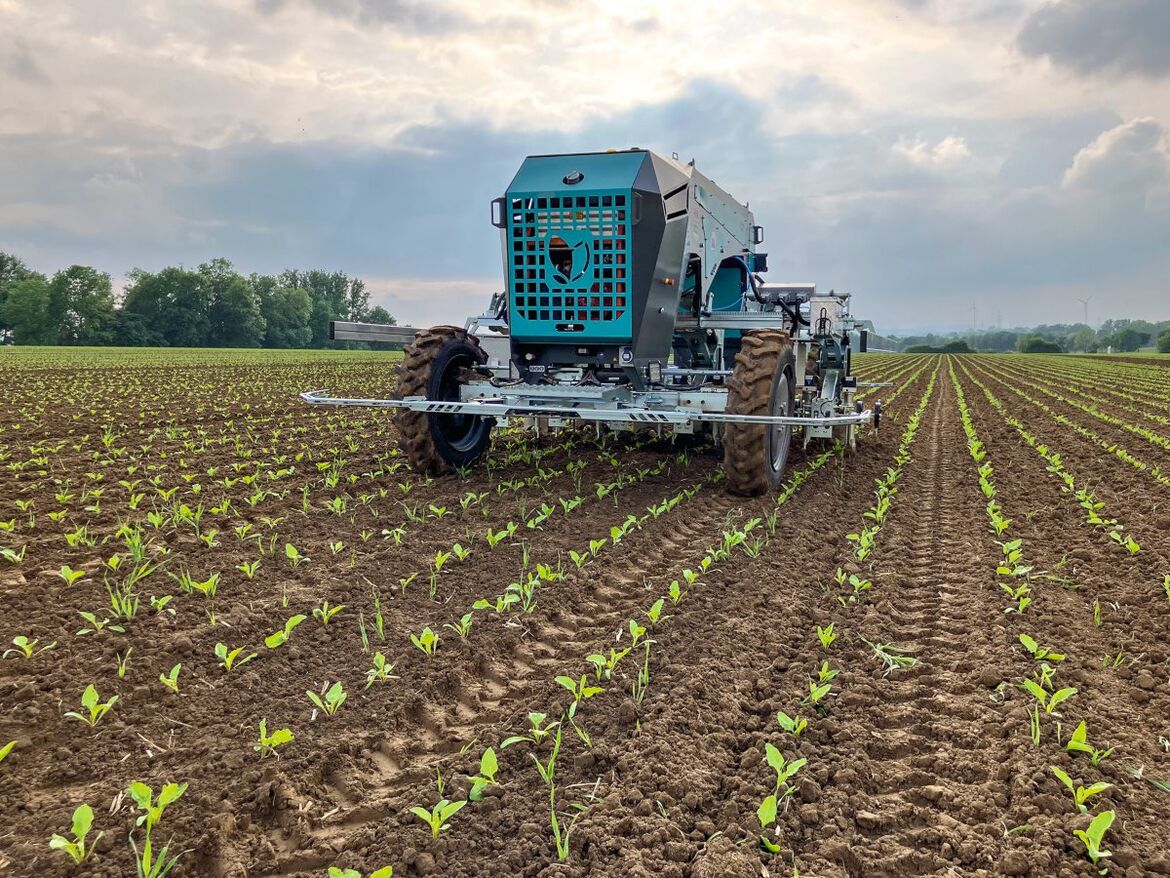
1076;297;1091;326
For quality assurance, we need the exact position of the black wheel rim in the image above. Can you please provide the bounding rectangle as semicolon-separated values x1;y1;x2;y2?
435;351;488;452
768;371;792;475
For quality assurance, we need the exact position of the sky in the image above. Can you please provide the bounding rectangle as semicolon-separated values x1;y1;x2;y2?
1;0;1168;335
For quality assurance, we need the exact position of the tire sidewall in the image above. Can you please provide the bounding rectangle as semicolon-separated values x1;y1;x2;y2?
425;336;494;467
766;354;796;489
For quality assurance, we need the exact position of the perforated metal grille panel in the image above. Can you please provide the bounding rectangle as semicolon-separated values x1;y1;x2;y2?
507;191;632;341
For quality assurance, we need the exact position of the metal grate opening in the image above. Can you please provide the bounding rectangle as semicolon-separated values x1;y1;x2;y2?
508;192;630;331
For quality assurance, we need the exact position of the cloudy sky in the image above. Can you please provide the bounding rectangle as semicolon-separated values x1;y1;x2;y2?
1;0;1168;334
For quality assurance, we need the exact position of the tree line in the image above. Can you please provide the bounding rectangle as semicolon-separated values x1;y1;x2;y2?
897;320;1170;355
0;252;395;348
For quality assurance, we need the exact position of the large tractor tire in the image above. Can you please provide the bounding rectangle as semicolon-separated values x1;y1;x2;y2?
395;326;494;475
723;329;797;496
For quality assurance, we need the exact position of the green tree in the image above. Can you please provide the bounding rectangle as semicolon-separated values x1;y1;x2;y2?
1068;326;1096;353
0;253;46;337
122;267;210;347
1112;327;1148;352
1;277;55;344
253;275;313;348
366;305;395;326
46;266;116;344
281;269;369;347
1156;328;1170;354
202;258;265;347
1018;335;1063;353
112;310;166;346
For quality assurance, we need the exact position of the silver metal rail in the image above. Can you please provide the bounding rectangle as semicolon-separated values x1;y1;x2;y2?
330;321;420;345
300;390;873;428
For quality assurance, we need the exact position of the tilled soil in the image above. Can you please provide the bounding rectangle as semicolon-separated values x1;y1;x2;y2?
1;350;1169;878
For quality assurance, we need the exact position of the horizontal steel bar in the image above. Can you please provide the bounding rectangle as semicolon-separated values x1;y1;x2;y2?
674;312;791;331
329;321;421;344
300;390;873;428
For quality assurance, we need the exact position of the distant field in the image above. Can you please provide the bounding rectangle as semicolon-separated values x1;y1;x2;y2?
1;348;1169;877
0;345;405;368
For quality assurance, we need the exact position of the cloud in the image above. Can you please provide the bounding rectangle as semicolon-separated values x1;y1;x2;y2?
3;0;1170;332
1018;0;1170;78
892;135;974;169
1062;117;1170;190
256;0;468;34
1062;118;1170;217
0;34;49;85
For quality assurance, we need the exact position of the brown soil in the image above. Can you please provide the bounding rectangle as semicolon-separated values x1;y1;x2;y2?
1;352;1168;878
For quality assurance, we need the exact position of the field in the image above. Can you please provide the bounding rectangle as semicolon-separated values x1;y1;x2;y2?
1;346;1169;878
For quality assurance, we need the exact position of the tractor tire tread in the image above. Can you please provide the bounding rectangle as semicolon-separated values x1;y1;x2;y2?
395;325;479;475
724;329;794;496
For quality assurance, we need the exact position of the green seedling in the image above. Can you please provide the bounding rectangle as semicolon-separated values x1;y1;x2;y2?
530;726;562;786
668;580;683;604
550;791;588;862
1052;766;1111;813
1108;529;1140;554
264;614;307;649
474;592;519;614
57;565;88;586
4;635;57;659
328;868;393;878
803;678;832;710
777;710;807;736
409;799;466;839
443;612;474;639
817;660;839;684
502;712;560;748
364;652;396;689
159;663;181;693
127;780;188;878
765;742;807;798
215;643;257;672
1019;633;1064;662
65;684;118;727
312;600;344;626
1065;721;1114;766
556;674;603;708
410;626;439;656
306;681;347;716
468;746;498;801
76;610;125;635
50;803;101;863
253;718;293;758
757;792;782;853
1021;678;1077;714
817;623;837;649
236;559;260;579
645;598;667;626
115;648;133;679
1072;810;1115;870
0;740;14;764
283;542;307;568
863;639;918;676
585;646;630;682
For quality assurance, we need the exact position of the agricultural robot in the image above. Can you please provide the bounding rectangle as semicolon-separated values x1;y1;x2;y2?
302;149;881;495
